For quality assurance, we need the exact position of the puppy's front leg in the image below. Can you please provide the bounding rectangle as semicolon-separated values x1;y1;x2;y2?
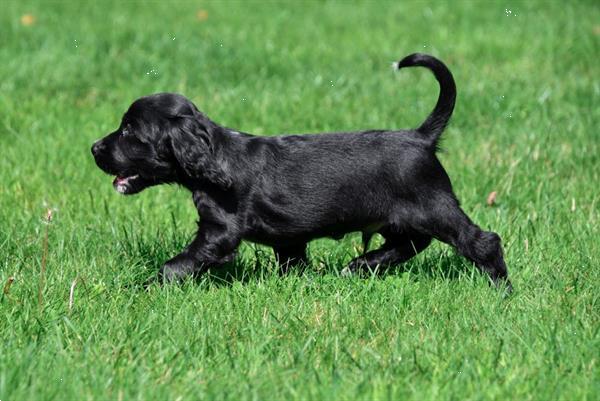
159;222;240;282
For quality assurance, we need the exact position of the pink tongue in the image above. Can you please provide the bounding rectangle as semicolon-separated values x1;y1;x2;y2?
114;176;127;185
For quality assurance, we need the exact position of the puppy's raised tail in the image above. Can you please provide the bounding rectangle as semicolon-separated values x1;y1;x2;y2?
394;53;456;148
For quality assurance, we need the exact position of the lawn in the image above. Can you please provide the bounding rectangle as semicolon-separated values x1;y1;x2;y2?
0;1;598;400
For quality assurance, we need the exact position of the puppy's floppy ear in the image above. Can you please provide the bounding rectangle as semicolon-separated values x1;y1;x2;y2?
169;114;232;189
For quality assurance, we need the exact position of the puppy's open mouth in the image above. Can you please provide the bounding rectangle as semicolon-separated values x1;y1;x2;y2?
113;174;145;195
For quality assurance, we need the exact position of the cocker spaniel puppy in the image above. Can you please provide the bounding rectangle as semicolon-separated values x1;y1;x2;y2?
92;53;511;290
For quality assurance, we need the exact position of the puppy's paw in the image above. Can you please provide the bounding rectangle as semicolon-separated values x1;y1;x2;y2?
341;259;382;278
340;260;363;277
494;277;514;298
159;254;198;283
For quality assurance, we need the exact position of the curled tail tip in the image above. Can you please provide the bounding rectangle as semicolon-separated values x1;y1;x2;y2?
394;53;431;70
394;54;438;71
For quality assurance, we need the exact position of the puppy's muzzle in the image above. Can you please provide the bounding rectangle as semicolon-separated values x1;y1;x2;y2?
91;139;105;157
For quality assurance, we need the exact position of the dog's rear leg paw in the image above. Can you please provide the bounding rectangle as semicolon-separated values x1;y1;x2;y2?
159;254;198;283
493;277;513;297
340;260;364;277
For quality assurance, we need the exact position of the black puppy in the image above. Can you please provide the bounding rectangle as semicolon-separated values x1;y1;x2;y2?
92;53;511;290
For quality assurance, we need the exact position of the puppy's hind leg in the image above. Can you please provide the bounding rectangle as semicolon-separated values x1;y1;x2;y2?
273;243;308;275
419;199;512;291
342;232;431;276
361;231;373;253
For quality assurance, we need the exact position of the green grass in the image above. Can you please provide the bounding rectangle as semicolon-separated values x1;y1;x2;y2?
1;1;599;400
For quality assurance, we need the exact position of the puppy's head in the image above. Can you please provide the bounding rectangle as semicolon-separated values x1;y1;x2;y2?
92;93;231;195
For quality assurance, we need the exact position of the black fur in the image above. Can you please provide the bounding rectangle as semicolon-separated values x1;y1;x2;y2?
92;53;511;290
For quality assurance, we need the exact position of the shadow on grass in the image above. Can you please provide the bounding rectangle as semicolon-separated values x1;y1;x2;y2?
385;253;478;282
117;232;479;290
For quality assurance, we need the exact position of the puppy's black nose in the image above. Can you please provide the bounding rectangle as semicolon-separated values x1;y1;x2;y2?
91;140;105;156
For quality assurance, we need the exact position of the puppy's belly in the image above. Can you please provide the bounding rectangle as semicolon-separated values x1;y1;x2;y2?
243;218;383;247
